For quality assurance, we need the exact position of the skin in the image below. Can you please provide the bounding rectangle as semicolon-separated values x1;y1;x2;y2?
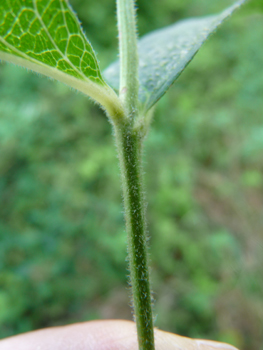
0;320;239;350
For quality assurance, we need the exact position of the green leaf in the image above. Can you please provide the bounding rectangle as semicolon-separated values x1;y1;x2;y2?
104;0;247;113
0;0;123;117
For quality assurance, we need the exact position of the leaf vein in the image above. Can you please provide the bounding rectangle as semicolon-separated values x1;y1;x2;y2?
32;0;89;81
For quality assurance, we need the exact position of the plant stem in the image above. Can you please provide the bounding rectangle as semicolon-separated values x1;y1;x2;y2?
114;118;155;350
115;0;155;348
116;0;139;117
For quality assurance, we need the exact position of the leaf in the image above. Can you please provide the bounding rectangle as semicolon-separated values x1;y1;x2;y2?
104;0;247;113
0;0;122;116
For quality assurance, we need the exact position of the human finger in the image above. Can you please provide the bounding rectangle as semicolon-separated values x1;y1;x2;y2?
0;319;239;350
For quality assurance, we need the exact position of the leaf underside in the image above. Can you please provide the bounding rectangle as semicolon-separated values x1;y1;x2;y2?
0;0;124;114
0;0;105;83
104;0;247;113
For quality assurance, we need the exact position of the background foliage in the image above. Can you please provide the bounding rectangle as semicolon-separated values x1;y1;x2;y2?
0;1;262;349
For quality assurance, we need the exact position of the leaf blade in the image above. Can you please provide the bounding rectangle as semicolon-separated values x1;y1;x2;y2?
0;0;123;117
104;0;247;112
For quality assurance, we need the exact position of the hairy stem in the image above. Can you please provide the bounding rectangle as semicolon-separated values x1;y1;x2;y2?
115;0;154;348
114;119;155;350
116;0;139;117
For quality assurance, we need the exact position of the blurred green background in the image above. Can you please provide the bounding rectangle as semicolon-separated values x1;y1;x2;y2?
0;0;262;349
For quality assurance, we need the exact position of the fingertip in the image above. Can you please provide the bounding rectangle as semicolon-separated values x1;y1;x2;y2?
0;320;240;350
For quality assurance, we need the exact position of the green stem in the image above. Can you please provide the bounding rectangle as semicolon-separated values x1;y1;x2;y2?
116;0;139;117
115;1;154;348
114;119;155;350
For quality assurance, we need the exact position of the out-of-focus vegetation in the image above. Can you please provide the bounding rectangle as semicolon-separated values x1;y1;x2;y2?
0;1;262;349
